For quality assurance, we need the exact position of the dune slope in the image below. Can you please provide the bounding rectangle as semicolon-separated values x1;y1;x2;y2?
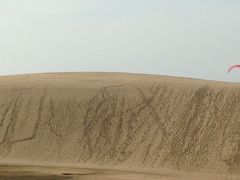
0;73;239;174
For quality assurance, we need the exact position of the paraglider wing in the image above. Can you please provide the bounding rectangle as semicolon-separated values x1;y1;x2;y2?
228;65;240;73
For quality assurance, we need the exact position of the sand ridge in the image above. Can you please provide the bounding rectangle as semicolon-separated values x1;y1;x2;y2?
0;72;239;177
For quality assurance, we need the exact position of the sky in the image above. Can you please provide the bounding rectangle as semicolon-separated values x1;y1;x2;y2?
0;0;240;82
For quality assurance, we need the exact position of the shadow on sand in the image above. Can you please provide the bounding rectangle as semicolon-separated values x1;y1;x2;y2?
0;175;72;180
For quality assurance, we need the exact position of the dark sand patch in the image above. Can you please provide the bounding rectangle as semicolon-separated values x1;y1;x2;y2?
0;175;71;180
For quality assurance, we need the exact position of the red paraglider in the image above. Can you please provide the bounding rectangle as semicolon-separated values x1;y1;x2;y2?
228;65;240;73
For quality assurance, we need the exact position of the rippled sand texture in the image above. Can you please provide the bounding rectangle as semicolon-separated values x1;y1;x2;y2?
0;73;239;178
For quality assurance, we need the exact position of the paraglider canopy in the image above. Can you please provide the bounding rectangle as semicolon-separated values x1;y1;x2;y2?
228;65;240;73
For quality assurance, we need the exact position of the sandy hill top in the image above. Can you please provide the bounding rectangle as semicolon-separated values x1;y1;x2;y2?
0;72;239;175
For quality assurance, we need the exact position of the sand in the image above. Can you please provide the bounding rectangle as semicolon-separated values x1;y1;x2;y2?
0;72;239;179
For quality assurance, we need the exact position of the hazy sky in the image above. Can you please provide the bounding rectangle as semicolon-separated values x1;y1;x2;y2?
0;0;240;81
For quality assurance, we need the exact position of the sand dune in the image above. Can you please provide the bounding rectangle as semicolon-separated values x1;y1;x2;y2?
0;72;240;179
